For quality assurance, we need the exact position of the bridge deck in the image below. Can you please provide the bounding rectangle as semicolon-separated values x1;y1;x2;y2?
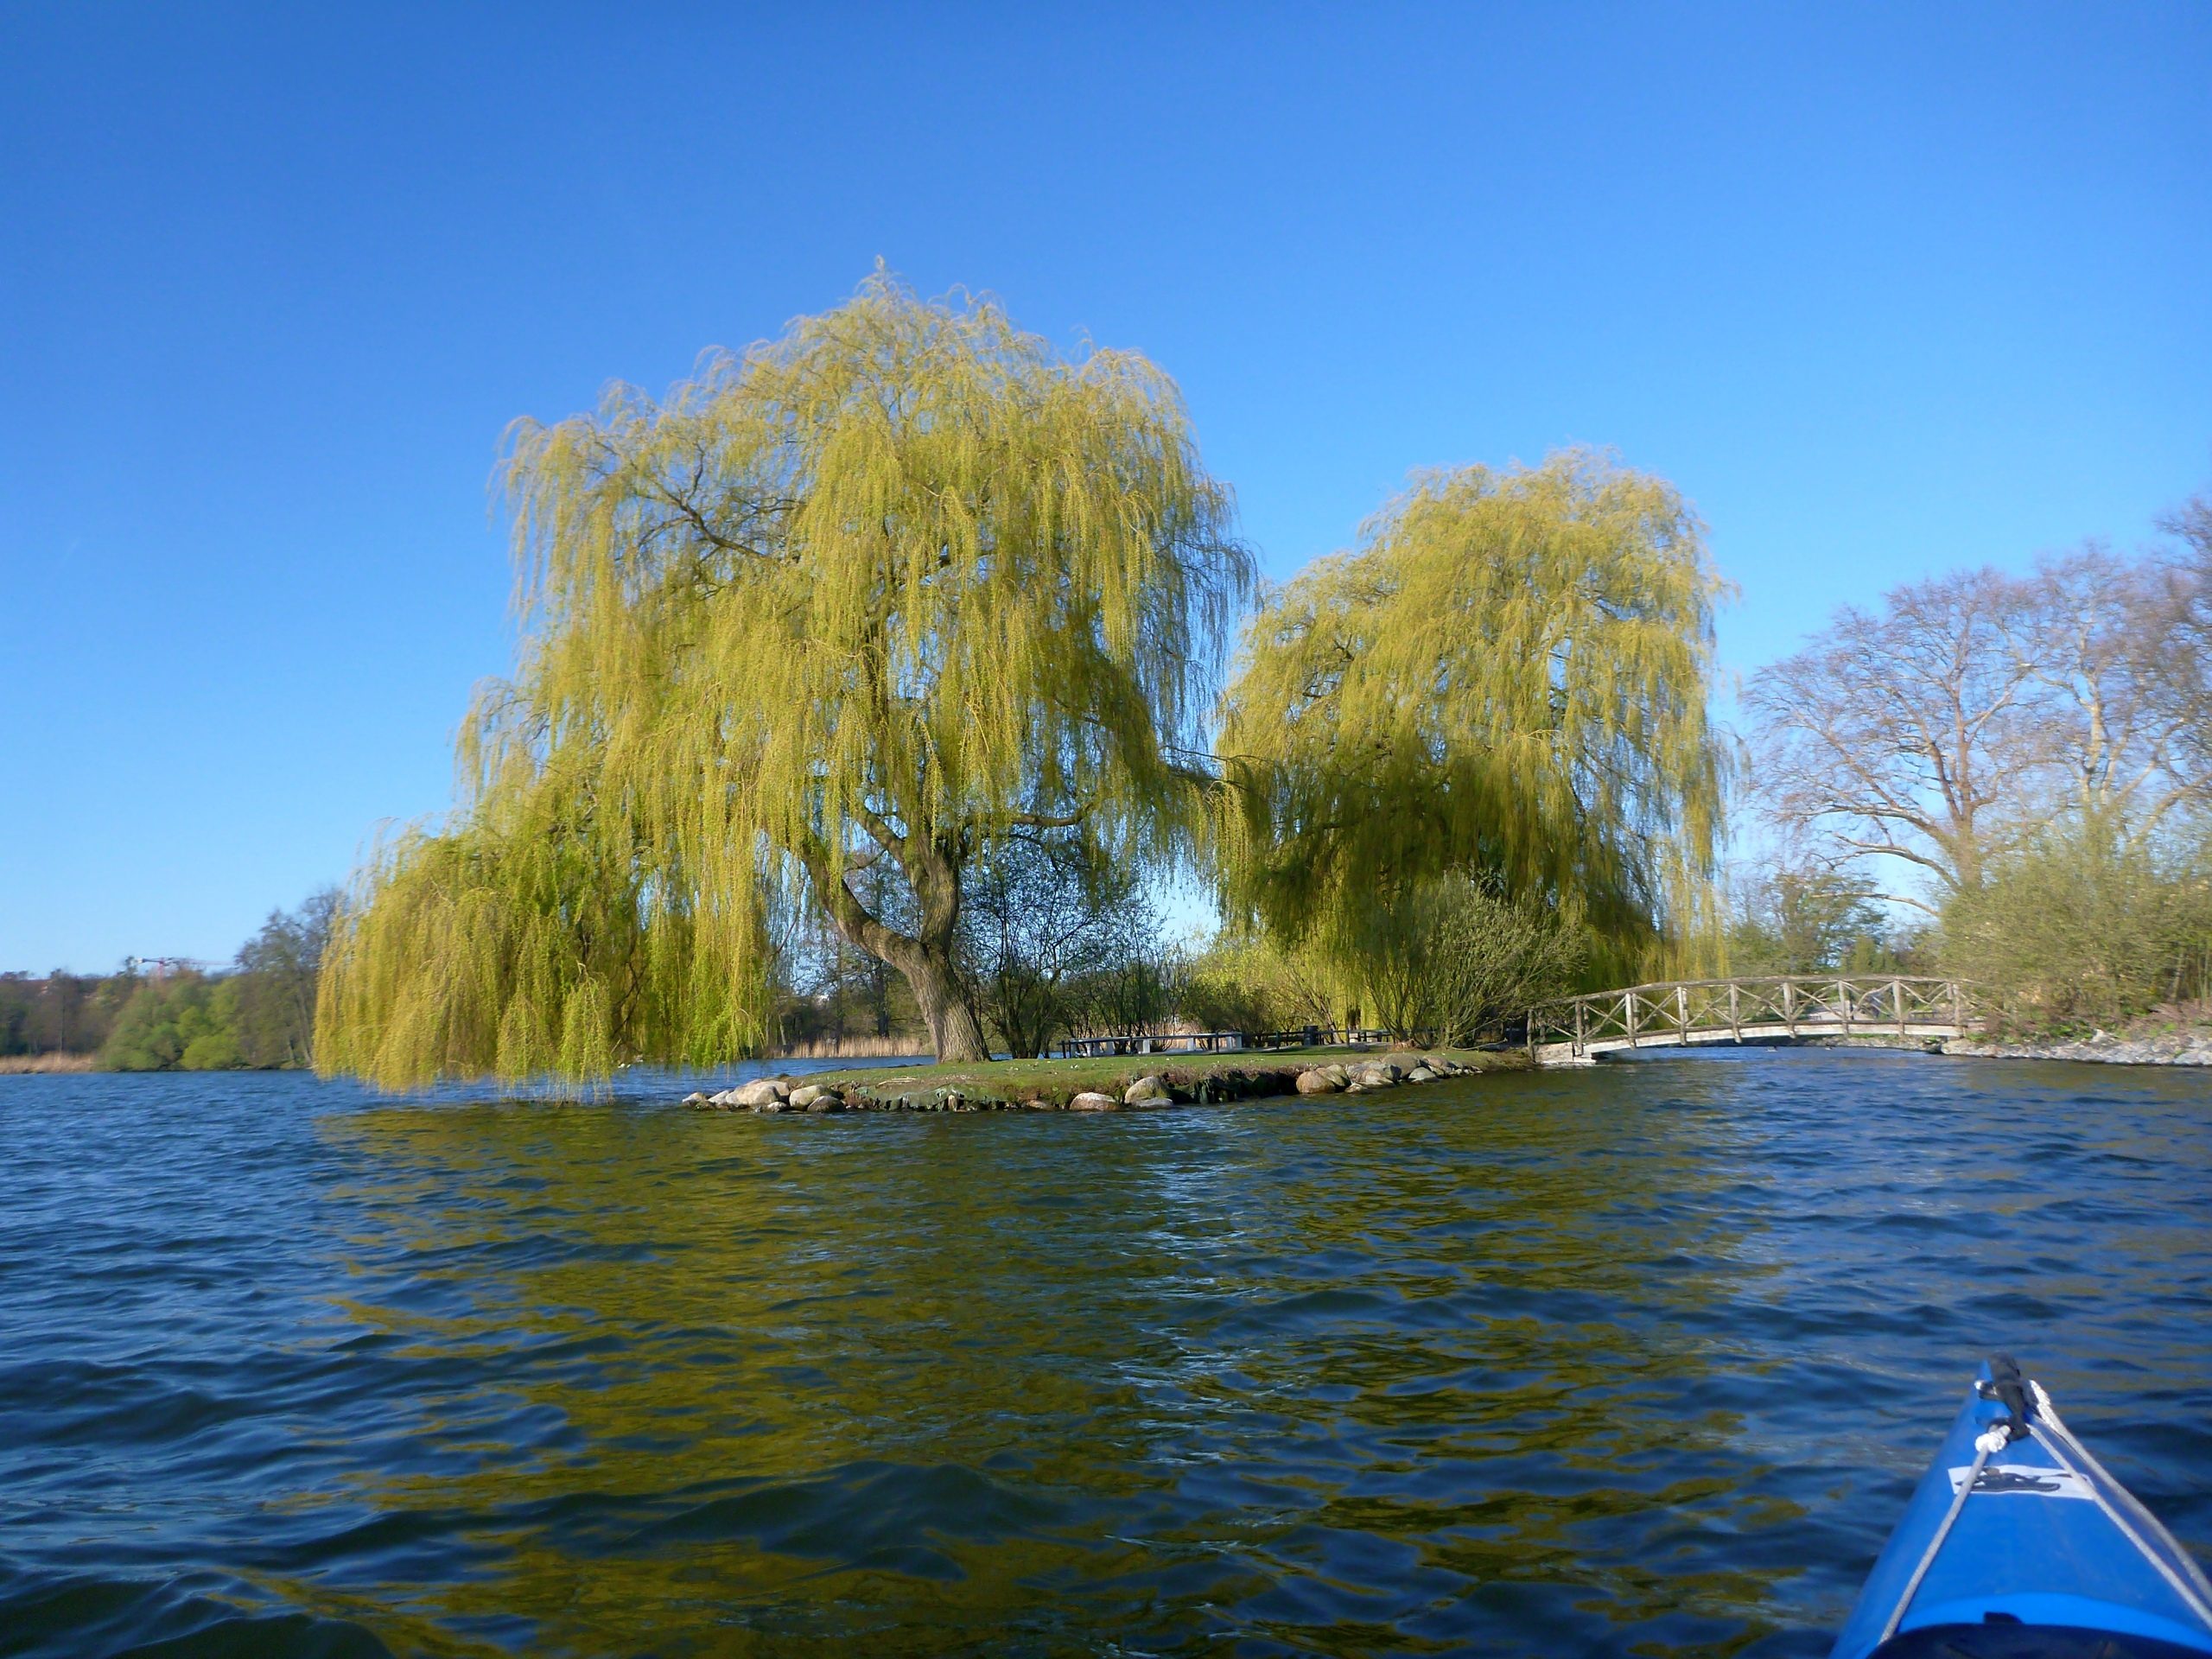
1533;1020;1961;1065
1527;976;1973;1066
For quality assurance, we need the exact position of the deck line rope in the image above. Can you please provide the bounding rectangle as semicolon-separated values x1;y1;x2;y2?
2028;1381;2212;1626
1876;1423;2010;1644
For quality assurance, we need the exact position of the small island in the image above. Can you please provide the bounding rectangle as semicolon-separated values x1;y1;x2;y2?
681;1046;1522;1115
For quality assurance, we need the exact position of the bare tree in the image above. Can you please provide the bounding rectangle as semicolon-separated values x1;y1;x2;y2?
2155;490;2212;795
2014;543;2204;830
959;831;1154;1059
1745;569;2040;911
1747;518;2212;912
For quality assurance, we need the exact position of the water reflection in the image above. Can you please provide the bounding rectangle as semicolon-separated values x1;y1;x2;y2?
288;1071;1780;1654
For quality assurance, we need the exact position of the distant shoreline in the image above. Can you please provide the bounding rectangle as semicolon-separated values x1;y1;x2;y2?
1936;1032;2212;1068
1673;1033;2212;1069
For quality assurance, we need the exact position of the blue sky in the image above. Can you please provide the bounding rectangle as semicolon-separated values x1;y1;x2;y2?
3;3;2208;971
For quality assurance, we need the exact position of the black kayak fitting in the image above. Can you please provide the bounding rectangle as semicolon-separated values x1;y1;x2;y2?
1981;1352;2034;1445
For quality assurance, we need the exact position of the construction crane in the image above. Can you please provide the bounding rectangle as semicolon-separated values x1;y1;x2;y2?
123;957;209;985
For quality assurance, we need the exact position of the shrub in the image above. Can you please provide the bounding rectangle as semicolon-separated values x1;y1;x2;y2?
1352;873;1585;1044
181;1030;245;1071
1942;816;2212;1033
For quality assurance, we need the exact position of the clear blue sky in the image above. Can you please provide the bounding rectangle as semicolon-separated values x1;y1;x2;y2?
3;3;2207;972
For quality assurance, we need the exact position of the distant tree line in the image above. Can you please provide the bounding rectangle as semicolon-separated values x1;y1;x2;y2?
1739;487;2212;1033
1;890;338;1070
0;971;134;1058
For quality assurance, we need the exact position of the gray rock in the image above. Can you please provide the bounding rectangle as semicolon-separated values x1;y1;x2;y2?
1295;1069;1342;1094
805;1095;843;1113
733;1077;789;1109
682;1091;712;1108
787;1084;826;1108
1124;1075;1168;1104
1069;1090;1118;1111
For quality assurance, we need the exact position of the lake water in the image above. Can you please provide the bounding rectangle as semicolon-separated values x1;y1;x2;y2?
0;1051;2206;1656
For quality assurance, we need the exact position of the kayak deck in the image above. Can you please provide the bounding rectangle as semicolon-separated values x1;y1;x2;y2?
1832;1360;2212;1659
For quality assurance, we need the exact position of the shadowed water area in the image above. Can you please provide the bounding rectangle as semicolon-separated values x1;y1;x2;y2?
1;1052;2207;1656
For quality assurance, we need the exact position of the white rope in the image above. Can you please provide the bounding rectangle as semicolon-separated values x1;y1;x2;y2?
1877;1423;2011;1643
2028;1381;2212;1627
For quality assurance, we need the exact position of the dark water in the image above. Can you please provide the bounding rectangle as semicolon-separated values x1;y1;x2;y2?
1;1052;2207;1657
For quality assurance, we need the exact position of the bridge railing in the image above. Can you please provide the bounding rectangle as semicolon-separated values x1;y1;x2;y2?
1527;975;1972;1059
1055;1026;1440;1059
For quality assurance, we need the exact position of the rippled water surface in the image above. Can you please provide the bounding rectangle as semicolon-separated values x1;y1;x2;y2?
2;1052;2208;1656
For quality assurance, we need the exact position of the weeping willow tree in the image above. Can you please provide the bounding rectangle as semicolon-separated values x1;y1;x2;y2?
1217;450;1727;993
316;275;1251;1087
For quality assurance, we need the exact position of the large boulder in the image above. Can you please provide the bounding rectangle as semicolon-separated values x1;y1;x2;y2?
733;1077;790;1109
1069;1091;1119;1111
1295;1069;1342;1094
786;1084;826;1109
1124;1075;1168;1104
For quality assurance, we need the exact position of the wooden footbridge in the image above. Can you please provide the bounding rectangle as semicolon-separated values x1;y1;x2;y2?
1526;975;1973;1065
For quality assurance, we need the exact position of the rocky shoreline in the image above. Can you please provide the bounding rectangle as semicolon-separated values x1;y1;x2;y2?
1936;1029;2212;1067
1815;1029;2212;1066
1729;1031;2212;1068
682;1051;1502;1114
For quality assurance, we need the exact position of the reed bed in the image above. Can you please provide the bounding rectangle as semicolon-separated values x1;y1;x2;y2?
770;1034;933;1059
0;1053;97;1074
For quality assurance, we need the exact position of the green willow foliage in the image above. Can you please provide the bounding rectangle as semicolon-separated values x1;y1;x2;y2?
318;276;1250;1086
1217;452;1726;982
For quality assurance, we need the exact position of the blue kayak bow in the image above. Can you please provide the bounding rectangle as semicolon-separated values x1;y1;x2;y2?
1832;1357;2212;1659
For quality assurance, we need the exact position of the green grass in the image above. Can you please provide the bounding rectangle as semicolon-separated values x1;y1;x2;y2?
793;1044;1526;1108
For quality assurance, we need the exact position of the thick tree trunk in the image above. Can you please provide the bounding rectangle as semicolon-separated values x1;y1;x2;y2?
804;828;993;1063
898;942;991;1062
